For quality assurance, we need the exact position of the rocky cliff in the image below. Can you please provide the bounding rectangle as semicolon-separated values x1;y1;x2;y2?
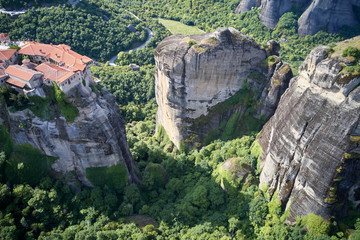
258;45;360;223
298;0;360;36
236;0;360;36
5;86;140;186
155;27;292;148
259;0;311;28
234;0;261;14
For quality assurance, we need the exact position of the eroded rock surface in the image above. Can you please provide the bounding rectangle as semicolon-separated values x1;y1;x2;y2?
237;0;360;36
155;27;292;148
7;86;140;186
298;0;360;36
259;0;311;28
234;0;261;14
258;46;360;223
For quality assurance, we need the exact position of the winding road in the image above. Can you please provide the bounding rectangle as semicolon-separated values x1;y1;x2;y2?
109;10;153;66
108;27;153;66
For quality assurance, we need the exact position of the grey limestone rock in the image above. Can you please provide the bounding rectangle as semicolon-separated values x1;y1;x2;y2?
237;0;360;36
259;0;311;28
155;28;292;148
234;0;261;14
7;87;140;186
258;46;360;223
298;0;360;36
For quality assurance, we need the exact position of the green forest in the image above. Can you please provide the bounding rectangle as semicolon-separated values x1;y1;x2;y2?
0;0;66;9
0;1;148;61
1;0;360;239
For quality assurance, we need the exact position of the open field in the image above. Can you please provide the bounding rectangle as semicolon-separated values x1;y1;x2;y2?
158;18;204;35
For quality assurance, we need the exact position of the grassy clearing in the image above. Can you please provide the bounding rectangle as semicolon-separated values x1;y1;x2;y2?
158;18;204;35
332;36;360;58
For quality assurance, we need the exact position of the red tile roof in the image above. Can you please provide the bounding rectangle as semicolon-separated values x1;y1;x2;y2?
5;65;42;82
0;33;10;40
6;77;26;88
18;42;92;72
0;49;16;61
35;62;75;83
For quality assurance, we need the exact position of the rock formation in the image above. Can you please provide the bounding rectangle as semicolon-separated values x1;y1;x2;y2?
259;0;311;28
258;45;360;223
5;86;140;186
236;0;360;36
234;0;261;14
155;27;292;148
298;0;360;36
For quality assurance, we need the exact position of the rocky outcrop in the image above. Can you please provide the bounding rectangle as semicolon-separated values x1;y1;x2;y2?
259;0;311;28
236;0;360;36
155;27;292;148
298;0;360;36
7;86;140;186
258;45;360;223
234;0;261;14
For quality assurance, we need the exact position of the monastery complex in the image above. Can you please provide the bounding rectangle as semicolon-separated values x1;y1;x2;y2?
0;36;94;96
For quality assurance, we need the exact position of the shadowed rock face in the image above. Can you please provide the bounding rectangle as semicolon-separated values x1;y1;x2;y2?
155;27;292;148
298;0;360;36
259;0;311;28
7;87;140;186
236;0;360;36
258;46;360;224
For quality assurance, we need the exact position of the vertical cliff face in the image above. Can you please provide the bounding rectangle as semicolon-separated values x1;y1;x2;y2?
258;45;360;223
298;0;360;36
7;86;140;186
155;28;292;148
259;0;311;28
236;0;360;36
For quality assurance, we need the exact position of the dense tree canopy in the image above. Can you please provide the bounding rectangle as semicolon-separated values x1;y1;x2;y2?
0;2;147;61
0;0;360;239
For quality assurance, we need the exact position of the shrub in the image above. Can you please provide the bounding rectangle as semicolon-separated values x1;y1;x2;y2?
188;40;197;47
301;213;331;236
86;163;128;192
141;163;167;190
5;143;56;186
28;95;55;121
342;46;360;60
0;125;13;157
53;83;79;122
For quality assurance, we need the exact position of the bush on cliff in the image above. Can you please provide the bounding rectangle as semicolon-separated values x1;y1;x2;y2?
53;83;79;122
86;163;128;192
300;213;331;236
5;143;56;186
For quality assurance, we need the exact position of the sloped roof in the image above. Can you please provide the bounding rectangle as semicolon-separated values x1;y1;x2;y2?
5;65;42;82
35;62;75;83
18;42;92;72
0;33;10;40
6;77;26;88
0;49;16;61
